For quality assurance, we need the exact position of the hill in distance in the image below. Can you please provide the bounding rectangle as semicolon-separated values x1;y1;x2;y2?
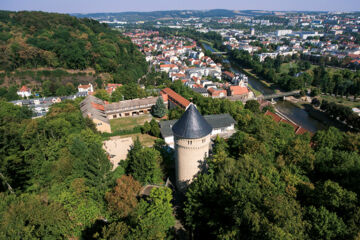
0;11;147;83
72;9;281;21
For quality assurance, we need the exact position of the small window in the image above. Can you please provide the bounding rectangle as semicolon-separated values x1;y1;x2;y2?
188;140;192;145
202;139;206;143
113;115;117;118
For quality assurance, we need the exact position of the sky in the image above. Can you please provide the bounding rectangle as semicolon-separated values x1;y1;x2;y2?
0;0;359;13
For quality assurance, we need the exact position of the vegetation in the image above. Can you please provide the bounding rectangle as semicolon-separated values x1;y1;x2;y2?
0;11;147;94
141;119;161;138
163;81;360;239
151;97;166;118
183;118;360;239
320;100;360;130
1;72;360;239
230;50;360;98
110;115;152;131
0;100;174;239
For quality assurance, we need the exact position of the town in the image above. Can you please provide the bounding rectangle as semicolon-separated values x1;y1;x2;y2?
1;5;360;240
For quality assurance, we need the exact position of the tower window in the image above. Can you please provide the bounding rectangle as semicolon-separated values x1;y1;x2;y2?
188;140;192;145
202;139;206;143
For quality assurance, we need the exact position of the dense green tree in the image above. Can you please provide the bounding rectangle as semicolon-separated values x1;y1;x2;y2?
0;194;72;239
305;206;346;240
95;89;110;102
168;107;185;120
121;83;147;100
151;97;166;118
129;187;175;240
149;119;161;138
244;99;260;113
105;175;141;219
125;140;163;185
111;87;123;102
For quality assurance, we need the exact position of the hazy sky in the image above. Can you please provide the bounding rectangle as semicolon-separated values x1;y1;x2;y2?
0;0;359;13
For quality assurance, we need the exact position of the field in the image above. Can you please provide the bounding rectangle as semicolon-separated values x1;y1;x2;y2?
279;62;299;74
119;133;158;147
108;115;159;147
110;115;152;131
279;62;339;75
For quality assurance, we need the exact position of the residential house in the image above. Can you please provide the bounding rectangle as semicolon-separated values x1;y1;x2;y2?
17;86;32;98
78;83;94;93
106;83;123;95
208;88;227;98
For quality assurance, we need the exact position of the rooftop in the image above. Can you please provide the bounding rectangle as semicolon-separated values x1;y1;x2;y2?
161;88;190;109
172;104;212;139
160;113;235;138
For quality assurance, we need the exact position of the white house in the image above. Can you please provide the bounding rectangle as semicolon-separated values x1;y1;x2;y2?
17;86;32;98
78;83;94;93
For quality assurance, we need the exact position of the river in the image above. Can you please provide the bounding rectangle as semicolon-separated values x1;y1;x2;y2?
202;42;325;132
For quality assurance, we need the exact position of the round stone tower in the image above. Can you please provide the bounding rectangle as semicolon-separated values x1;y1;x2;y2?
172;104;212;190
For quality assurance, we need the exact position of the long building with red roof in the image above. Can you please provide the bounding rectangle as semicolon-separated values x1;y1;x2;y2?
160;88;190;109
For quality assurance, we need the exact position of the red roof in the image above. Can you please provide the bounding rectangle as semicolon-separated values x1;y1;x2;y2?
161;88;190;109
78;84;91;89
207;88;227;96
91;102;105;111
280;118;298;130
160;93;168;102
160;64;177;69
295;127;309;135
18;85;30;92
224;71;235;79
265;110;282;123
230;86;249;96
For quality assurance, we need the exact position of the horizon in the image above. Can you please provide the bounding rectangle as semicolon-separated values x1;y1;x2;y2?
1;0;360;14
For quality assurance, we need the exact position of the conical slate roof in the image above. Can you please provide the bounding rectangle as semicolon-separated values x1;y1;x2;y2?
172;103;212;139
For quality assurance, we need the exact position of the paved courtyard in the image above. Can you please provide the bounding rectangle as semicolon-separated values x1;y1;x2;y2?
103;136;133;170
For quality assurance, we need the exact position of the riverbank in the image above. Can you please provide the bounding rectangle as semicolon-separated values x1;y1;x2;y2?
201;41;220;52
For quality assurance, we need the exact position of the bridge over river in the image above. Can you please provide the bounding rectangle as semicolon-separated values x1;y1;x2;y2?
257;90;301;101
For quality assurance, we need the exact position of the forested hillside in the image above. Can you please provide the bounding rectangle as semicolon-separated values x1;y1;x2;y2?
0;100;174;239
0;11;147;84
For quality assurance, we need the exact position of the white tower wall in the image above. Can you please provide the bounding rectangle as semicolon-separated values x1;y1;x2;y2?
174;134;211;190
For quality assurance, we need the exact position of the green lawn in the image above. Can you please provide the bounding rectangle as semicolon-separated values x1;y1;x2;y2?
110;115;152;132
320;95;360;109
280;62;299;74
280;62;338;75
121;133;158;147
